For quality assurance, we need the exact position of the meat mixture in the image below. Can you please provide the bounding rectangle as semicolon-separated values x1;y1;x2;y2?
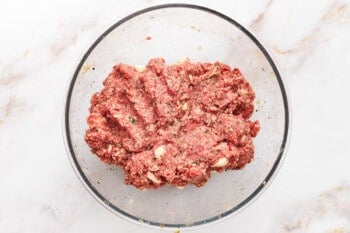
85;58;260;189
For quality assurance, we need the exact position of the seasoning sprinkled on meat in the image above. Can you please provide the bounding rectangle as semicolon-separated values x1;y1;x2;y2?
85;58;260;189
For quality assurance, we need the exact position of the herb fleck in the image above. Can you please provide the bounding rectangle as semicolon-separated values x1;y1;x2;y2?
129;117;137;124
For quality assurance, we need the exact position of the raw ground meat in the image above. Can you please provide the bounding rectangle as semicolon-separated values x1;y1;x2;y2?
85;58;260;189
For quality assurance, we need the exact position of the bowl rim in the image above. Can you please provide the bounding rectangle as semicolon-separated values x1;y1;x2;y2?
63;3;290;229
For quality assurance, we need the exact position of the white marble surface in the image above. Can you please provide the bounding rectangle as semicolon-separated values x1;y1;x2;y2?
1;0;350;232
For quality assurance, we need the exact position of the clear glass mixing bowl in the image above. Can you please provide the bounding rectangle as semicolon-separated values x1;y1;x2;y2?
63;4;290;228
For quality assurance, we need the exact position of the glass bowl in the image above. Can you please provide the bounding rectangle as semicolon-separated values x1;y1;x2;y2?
63;4;290;228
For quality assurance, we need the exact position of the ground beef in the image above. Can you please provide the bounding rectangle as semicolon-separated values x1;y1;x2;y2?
85;58;260;189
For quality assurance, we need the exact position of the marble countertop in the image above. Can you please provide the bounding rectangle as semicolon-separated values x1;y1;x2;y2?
1;0;350;232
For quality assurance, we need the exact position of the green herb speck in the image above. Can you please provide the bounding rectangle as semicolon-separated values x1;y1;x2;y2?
129;117;137;124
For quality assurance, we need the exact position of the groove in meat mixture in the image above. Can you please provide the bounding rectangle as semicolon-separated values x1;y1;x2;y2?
85;58;260;189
